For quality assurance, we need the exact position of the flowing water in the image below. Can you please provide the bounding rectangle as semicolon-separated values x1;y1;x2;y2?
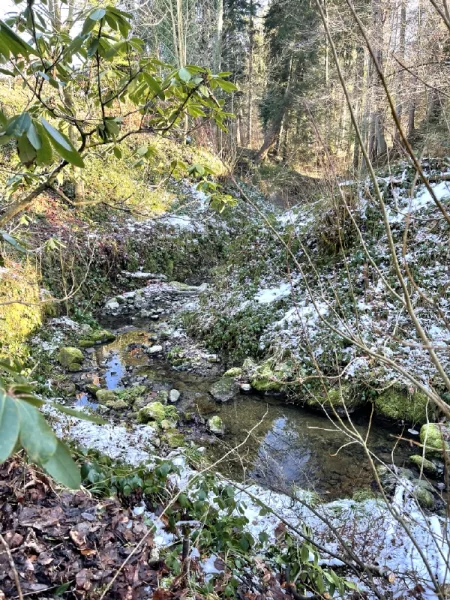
78;320;413;500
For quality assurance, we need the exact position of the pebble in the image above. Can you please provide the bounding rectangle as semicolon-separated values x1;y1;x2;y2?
169;389;181;403
148;345;163;354
240;383;251;393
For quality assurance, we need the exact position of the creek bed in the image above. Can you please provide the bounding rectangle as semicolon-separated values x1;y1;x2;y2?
78;320;413;500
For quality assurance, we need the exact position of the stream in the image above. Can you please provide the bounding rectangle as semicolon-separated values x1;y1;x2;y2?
75;313;412;501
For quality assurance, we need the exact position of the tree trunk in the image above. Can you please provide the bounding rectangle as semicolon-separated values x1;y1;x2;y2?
255;54;293;163
247;0;254;147
214;0;223;72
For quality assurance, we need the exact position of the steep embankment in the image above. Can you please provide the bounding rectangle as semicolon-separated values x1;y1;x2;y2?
185;159;450;426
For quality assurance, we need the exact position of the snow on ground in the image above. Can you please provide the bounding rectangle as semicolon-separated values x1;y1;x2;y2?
254;281;292;304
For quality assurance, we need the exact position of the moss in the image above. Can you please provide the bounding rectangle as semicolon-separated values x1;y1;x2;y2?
409;454;438;476
420;423;450;455
210;377;239;402
58;347;84;371
208;415;225;435
0;260;42;361
96;389;116;404
374;388;431;424
137;401;177;424
165;431;185;448
250;360;294;393
413;482;435;509
306;384;365;414
105;398;128;410
117;385;147;404
223;367;242;377
79;329;116;348
352;488;377;502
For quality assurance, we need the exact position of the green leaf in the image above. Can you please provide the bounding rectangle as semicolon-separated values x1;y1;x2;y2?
42;440;81;489
0;391;20;462
18;400;57;463
26;121;41;150
0;231;27;253
0;67;14;76
34;122;53;165
142;73;164;98
215;78;238;93
113;146;122;159
51;402;107;424
0;21;35;58
40;118;84;168
178;67;191;83
90;8;106;21
17;135;36;164
6;112;31;137
81;17;97;36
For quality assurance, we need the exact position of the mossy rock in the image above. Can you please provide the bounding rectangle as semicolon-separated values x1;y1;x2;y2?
250;360;294;393
420;423;450;455
409;454;438;477
413;481;435;509
79;329;116;348
210;377;239;402
105;398;128;410
374;388;431;424
54;379;76;396
155;390;169;404
165;430;185;448
137;401;177;424
85;384;100;395
306;384;364;415
208;415;225;435
223;367;242;378
117;385;147;404
58;347;84;371
96;389;116;404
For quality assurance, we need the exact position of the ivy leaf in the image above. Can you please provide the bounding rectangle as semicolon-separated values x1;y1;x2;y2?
40;118;84;168
18;400;57;463
42;440;81;489
0;391;20;462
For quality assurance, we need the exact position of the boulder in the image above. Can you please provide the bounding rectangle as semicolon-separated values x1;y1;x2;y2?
85;383;100;395
137;401;177;424
409;454;439;477
79;329;116;348
413;481;436;510
210;377;239;402
208;415;225;435
420;423;450;455
58;347;84;372
374;388;431;424
96;389;116;404
104;399;128;410
307;384;365;415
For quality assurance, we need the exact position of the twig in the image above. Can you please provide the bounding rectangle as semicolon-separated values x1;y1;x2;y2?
0;533;23;600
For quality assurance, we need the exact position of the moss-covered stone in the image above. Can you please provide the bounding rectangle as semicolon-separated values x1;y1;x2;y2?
306;384;364;415
104;398;128;410
165;431;185;448
250;360;294;393
137;401;177;424
374;388;431;424
223;367;242;378
79;329;116;348
96;389;116;404
208;415;225;435
413;481;435;509
210;377;239;402
58;347;84;371
409;454;438;476
117;385;147;404
420;423;450;455
86;384;100;395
